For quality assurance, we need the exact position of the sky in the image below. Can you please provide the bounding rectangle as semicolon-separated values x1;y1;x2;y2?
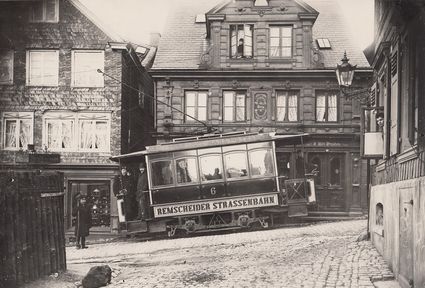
80;0;374;49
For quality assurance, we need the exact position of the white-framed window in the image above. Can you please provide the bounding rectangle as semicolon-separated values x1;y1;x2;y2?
316;90;338;122
185;91;207;122
26;50;59;86
2;112;34;150
42;112;111;152
276;90;298;122
0;50;13;84
269;26;292;58
223;91;246;122
29;0;59;23
71;50;104;87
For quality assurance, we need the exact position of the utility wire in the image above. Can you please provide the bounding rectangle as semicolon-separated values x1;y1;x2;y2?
97;69;215;133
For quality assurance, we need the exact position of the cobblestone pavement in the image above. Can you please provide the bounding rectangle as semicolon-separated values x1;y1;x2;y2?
26;220;398;288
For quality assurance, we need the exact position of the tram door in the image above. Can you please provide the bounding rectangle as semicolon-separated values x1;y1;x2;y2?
308;153;345;210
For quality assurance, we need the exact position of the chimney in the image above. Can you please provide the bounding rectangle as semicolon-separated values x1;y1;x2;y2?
150;32;161;47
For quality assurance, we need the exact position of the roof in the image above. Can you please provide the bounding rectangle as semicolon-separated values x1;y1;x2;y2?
152;0;370;70
111;133;309;159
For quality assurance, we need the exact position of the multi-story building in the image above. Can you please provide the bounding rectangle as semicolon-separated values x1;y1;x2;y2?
0;0;155;234
151;0;372;216
367;0;425;287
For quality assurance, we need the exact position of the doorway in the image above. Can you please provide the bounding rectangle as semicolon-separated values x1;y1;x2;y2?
308;153;345;210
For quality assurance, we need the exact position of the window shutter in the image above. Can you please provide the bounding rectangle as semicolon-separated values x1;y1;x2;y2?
390;48;399;156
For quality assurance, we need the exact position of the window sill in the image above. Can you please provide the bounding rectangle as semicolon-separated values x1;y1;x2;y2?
26;84;59;87
268;58;296;63
227;58;256;63
71;85;105;89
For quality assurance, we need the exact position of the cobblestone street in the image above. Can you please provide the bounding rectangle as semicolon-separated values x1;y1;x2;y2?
24;219;399;288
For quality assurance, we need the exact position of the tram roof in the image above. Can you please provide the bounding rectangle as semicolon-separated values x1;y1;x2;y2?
111;132;309;161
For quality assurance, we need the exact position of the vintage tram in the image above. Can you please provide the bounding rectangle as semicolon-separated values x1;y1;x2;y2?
112;131;316;236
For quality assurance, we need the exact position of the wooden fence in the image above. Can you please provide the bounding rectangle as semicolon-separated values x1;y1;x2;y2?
0;171;66;288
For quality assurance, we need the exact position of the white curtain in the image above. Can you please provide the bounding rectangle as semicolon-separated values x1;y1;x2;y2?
5;120;16;148
316;95;326;122
80;121;93;149
47;121;60;149
62;121;73;148
276;93;287;121
95;121;107;150
236;94;245;121
328;94;337;121
288;94;298;121
19;120;31;149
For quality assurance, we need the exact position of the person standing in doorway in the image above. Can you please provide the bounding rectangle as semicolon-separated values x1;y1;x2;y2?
136;162;148;220
73;195;92;249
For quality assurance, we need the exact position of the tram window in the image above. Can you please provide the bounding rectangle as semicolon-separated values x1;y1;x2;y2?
222;144;246;153
249;149;274;177
151;160;174;186
224;152;248;179
176;158;199;184
200;154;223;181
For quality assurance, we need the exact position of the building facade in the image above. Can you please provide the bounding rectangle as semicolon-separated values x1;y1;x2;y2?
367;0;425;287
0;0;155;233
151;0;372;216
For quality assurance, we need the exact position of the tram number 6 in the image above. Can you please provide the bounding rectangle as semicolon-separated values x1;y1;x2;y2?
210;187;216;196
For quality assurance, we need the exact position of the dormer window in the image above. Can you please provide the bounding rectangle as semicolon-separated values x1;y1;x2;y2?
317;38;331;49
254;0;269;6
269;26;292;58
29;0;59;23
230;24;253;59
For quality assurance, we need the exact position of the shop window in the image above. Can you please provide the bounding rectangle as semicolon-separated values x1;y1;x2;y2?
330;157;341;185
376;203;384;226
151;160;174;187
176;158;199;184
276;90;298;122
26;50;59;86
69;181;110;229
29;0;59;23
0;50;13;84
269;26;292;58
71;50;104;87
2;112;33;150
230;24;253;59
185;91;207;122
223;91;246;122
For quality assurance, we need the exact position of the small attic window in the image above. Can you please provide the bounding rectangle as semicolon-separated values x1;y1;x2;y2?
254;0;269;6
317;38;331;49
195;14;206;23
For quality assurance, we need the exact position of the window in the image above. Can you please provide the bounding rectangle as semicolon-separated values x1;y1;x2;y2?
26;50;59;86
176;158;198;184
199;153;223;181
72;51;104;87
2;112;33;150
254;0;269;6
223;91;246;122
224;151;248;179
151;160;174;187
185;91;207;122
0;50;13;84
42;112;110;152
269;26;292;58
316;38;331;49
30;0;59;22
316;91;338;122
276;90;298;122
230;24;253;59
249;149;274;177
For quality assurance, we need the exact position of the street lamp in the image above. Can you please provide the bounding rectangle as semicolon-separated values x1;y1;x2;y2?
335;51;356;88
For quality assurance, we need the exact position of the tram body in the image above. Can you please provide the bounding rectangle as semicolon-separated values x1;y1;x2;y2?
113;132;316;236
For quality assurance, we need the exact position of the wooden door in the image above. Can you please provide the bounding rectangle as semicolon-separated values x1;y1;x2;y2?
308;153;345;210
399;187;414;288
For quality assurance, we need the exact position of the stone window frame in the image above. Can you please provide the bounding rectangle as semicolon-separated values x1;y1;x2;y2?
275;90;299;122
184;90;208;123
71;50;105;88
0;50;14;85
269;25;293;58
42;111;111;153
29;0;59;23
26;50;59;87
222;90;247;123
229;24;254;59
1;112;34;151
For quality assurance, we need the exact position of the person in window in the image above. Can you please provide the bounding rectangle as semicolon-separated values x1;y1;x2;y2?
237;38;244;58
212;168;222;180
73;194;92;249
177;159;191;183
136;162;149;220
161;162;173;185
